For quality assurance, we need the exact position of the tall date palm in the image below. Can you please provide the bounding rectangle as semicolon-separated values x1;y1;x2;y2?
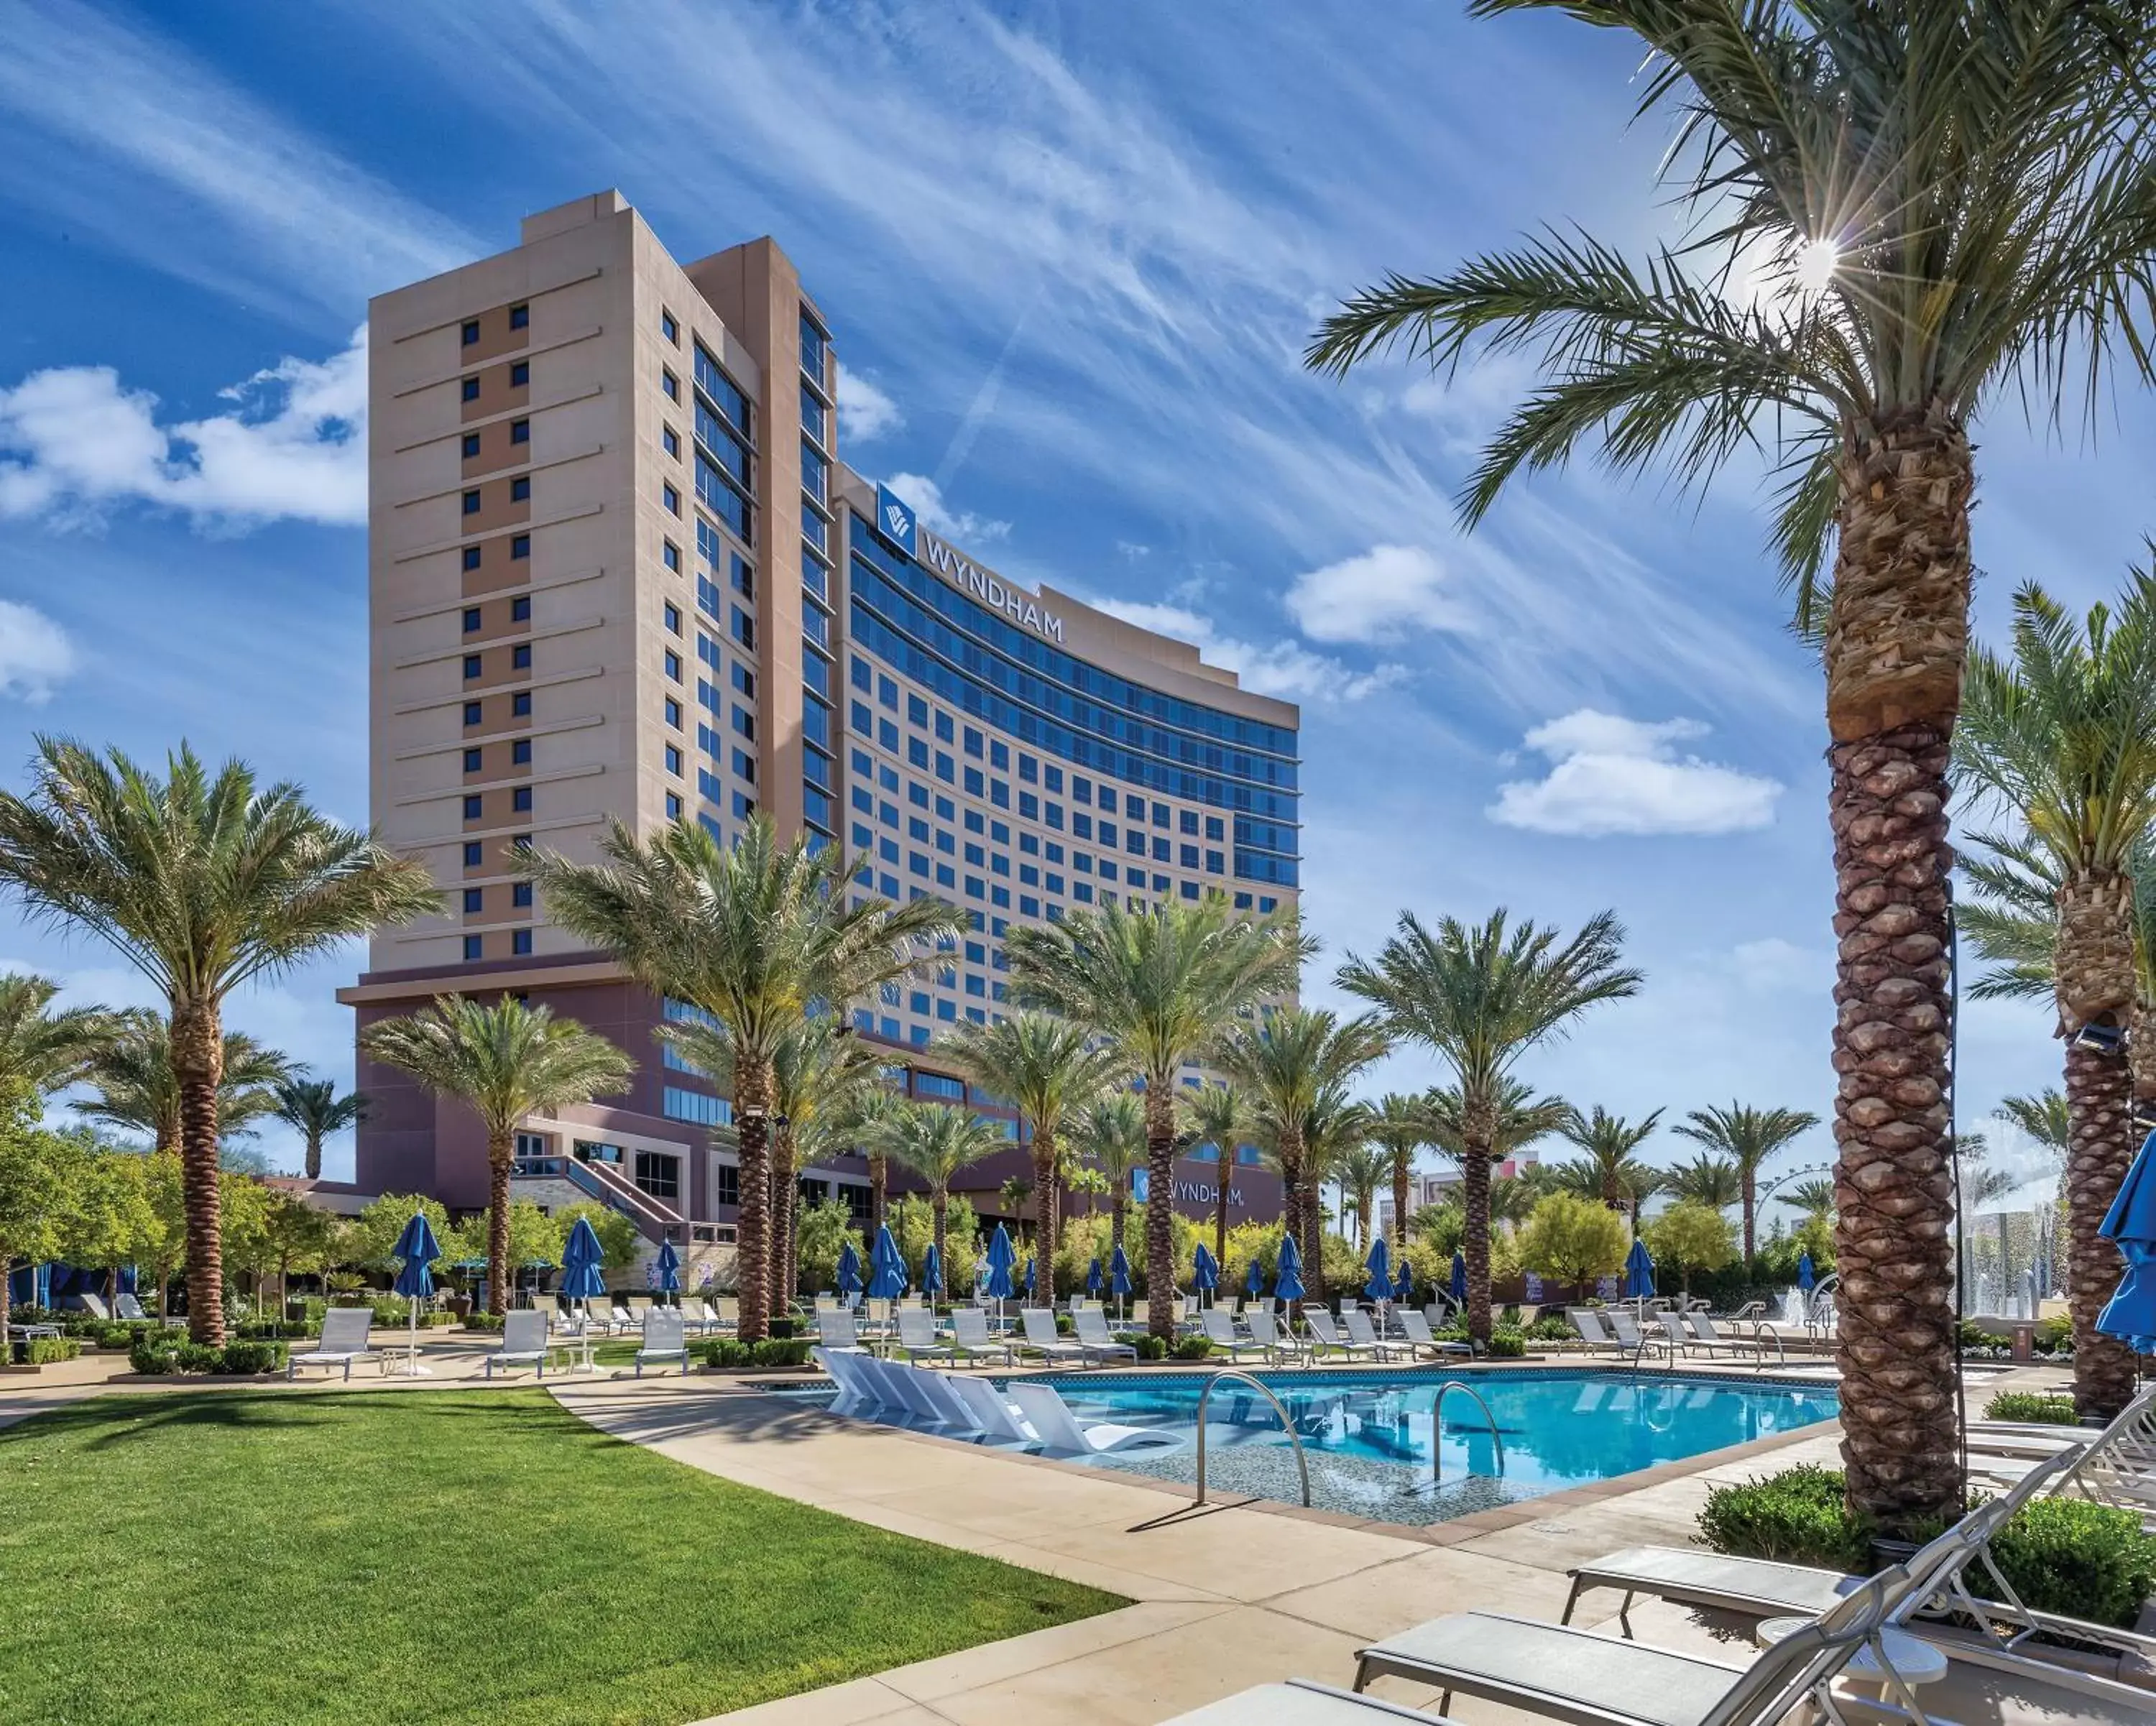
1007;896;1308;1341
1342;910;1638;1342
1955;577;2156;1416
867;1103;1008;1296
0;740;435;1343
1559;1104;1664;1213
1309;0;2156;1527
270;1076;367;1183
76;1012;292;1156
520;814;963;1342
1673;1102;1820;1264
0;974;114;1099
1367;1092;1434;1262
1072;1089;1147;1264
1179;1080;1248;1266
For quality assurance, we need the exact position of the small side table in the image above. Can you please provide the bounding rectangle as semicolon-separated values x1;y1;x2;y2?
1756;1615;1949;1711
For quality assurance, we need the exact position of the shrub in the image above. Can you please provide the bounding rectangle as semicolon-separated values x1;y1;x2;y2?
701;1337;812;1370
1984;1391;2080;1426
1131;1334;1169;1361
1697;1466;1876;1572
1983;1497;2156;1629
462;1312;507;1333
12;1334;82;1365
2032;1314;2072;1354
1524;1316;1575;1342
1485;1329;1526;1359
128;1336;287;1376
1173;1337;1212;1361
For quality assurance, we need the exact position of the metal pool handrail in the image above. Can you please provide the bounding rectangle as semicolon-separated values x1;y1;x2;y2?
1194;1368;1311;1508
1429;1378;1506;1491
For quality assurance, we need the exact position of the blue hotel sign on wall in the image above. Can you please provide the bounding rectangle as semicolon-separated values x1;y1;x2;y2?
873;484;917;557
872;481;1065;645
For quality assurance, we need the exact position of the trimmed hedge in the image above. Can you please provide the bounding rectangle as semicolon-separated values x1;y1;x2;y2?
129;1336;289;1376
1698;1465;1876;1572
702;1338;813;1370
11;1335;83;1366
1983;1391;2080;1426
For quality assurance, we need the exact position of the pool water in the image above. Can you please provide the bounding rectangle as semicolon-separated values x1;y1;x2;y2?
788;1367;1837;1526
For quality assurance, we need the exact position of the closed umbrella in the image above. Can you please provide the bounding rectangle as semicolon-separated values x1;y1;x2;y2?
390;1212;440;1377
921;1242;944;1301
1797;1250;1815;1292
2097;1131;2156;1354
837;1238;862;1301
1192;1242;1218;1306
1363;1237;1393;1305
1245;1257;1264;1298
1109;1242;1132;1325
1023;1256;1036;1298
1449;1248;1468;1308
1087;1256;1102;1297
1623;1237;1657;1304
866;1225;907;1298
1273;1232;1305;1306
982;1224;1017;1298
1394;1254;1413;1304
559;1214;607;1374
654;1238;682;1307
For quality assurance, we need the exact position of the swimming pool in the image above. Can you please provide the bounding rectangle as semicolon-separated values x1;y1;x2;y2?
790;1367;1837;1526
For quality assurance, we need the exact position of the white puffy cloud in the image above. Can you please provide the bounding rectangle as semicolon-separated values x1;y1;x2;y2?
1089;597;1408;704
883;471;1010;543
1284;543;1470;644
835;362;902;443
0;326;367;530
1488;709;1782;836
0;600;77;702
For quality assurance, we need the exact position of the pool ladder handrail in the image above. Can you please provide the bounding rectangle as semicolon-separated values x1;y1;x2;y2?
1194;1368;1311;1508
1428;1378;1506;1491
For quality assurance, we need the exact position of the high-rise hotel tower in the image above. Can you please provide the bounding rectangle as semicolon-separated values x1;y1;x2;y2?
342;192;1300;1255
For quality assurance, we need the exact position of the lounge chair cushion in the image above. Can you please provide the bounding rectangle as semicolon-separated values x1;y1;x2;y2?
1569;1546;1852;1621
1160;1681;1455;1726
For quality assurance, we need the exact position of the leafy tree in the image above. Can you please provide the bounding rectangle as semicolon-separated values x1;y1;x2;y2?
362;995;632;1316
793;1197;862;1297
552;1202;640;1273
888;1191;982;1298
138;1152;186;1316
218;1173;277;1318
1342;909;1639;1339
1058;1205;1197;1299
1179;1080;1247;1268
936;1010;1122;1296
1409;1199;1467;1257
1516;1190;1629;1293
0;973;114;1096
55;1143;161;1302
521;812;964;1342
1647;1202;1740;1298
0;742;433;1343
348;1191;454;1273
1673;1102;1820;1263
271;1077;366;1181
1008;895;1309;1339
865;1104;1004;1302
257;1192;340;1310
0;1084;83;1334
1307;0;2156;1530
445;1201;558;1294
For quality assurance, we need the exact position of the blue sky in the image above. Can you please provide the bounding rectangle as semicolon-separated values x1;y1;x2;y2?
0;0;2139;1194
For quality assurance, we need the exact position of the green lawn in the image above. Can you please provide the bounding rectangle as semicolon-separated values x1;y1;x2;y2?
2;1390;1123;1726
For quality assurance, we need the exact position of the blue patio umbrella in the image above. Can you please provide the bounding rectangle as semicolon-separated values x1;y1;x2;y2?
836;1238;863;1298
982;1223;1017;1301
921;1242;944;1298
1192;1242;1218;1297
1109;1242;1132;1295
1273;1232;1306;1304
390;1212;440;1377
1623;1237;1657;1301
1797;1250;1816;1293
1363;1236;1393;1303
1245;1257;1264;1298
654;1238;682;1304
1449;1249;1468;1306
1394;1254;1414;1303
1087;1257;1103;1296
866;1224;908;1299
1023;1257;1036;1297
560;1215;607;1372
2097;1130;2156;1352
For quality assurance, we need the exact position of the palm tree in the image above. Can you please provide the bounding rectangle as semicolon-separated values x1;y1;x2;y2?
1179;1080;1246;1265
1777;1178;1838;1226
1956;577;2156;1418
0;974;114;1097
1667;1152;1743;1213
0;740;435;1343
270;1076;367;1181
867;1103;1006;1297
519;813;964;1342
75;1012;292;1156
1996;1091;2071;1159
362;994;634;1315
832;1079;909;1236
1559;1104;1664;1212
1367;1092;1434;1261
1333;1141;1390;1255
1672;1102;1820;1264
936;1012;1123;1295
1072;1090;1146;1257
1309;1;2156;1528
1005;896;1309;1341
1214;1007;1390;1306
1342;910;1638;1341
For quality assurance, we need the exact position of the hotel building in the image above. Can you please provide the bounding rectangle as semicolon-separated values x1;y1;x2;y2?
340;191;1300;1263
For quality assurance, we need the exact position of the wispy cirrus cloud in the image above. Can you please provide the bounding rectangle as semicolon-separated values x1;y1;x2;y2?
1089;597;1407;705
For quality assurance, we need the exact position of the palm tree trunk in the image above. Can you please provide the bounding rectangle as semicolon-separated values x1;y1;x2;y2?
1032;1127;1059;1304
2055;869;2141;1418
734;1058;774;1344
1741;1169;1756;1265
1462;1143;1492;1344
931;1191;947;1307
1301;1159;1325;1308
1214;1165;1230;1269
172;1002;227;1347
868;1151;888;1237
1391;1154;1410;1261
487;1132;512;1316
1825;407;1971;1531
304;1130;323;1183
1143;1086;1176;1342
768;1124;797;1316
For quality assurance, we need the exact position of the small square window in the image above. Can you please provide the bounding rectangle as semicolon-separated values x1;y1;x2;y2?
510;417;529;444
512;691;532;716
462;606;482;633
665;744;683;775
463;701;483;726
663;602;682;635
461;490;480;515
661;369;679;400
662;540;681;572
662;482;681;514
664;650;683;682
510;361;529;387
463;887;484;913
510;533;530;560
661;425;679;458
510;595;530;622
509;303;528;330
461;320;480;346
663;696;682;728
512;786;533;813
510;476;530;502
464;933;484;961
511;739;532;765
463;794;483;819
512;928;533;956
665;791;684;820
512;881;533;908
461;432;480;458
461;545;482;572
462;747;482;772
462;841;482;866
462;655;482;680
461;377;479;402
661;309;679;344
511;644;532;670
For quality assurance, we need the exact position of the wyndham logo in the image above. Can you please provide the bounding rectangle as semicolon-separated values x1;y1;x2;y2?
874;485;916;557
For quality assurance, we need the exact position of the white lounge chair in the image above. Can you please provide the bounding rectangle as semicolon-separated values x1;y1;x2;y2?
883;1360;954;1423
1248;1306;1312;1366
1153;1679;1464;1726
815;1307;867;1352
1565;1309;1624;1355
813;1346;869;1415
77;1292;111;1322
116;1292;153;1323
949;1307;1014;1366
1683;1311;1782;1365
1018;1306;1089;1366
1006;1380;1185;1457
1342;1309;1408;1362
1605;1309;1667;1362
635;1309;689;1377
287;1307;384;1380
1304;1309;1377;1362
710;1296;739;1333
1397;1309;1472;1360
605;1303;637;1336
484;1310;558;1378
1651;1314;1697;1357
941;1372;1036;1444
1201;1309;1263;1361
893;1306;956;1363
1072;1307;1138;1366
850;1352;911;1412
